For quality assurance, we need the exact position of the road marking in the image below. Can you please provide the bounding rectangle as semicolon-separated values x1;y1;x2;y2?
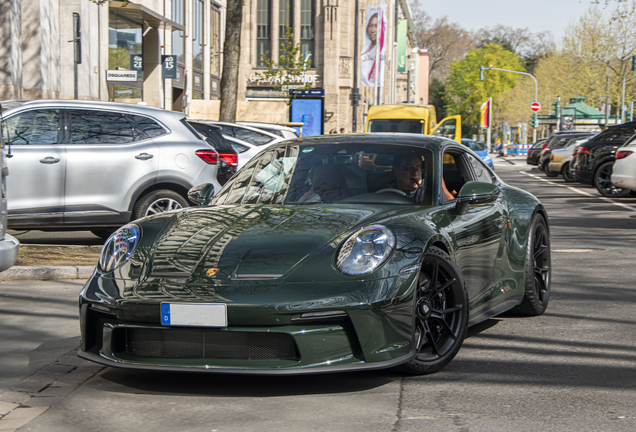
520;170;636;212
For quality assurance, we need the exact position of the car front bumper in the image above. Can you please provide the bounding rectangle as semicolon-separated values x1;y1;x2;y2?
78;273;419;374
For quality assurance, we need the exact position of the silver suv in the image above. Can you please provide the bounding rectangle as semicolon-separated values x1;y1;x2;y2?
1;100;221;238
0;104;19;271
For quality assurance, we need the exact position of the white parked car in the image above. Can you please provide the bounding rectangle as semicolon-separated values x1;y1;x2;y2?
611;138;636;190
237;121;299;139
196;121;283;146
224;136;276;170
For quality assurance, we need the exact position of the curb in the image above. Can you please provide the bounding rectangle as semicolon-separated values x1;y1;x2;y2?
0;266;95;281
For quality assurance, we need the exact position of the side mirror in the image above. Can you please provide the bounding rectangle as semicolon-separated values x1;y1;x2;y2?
188;183;215;206
455;181;500;215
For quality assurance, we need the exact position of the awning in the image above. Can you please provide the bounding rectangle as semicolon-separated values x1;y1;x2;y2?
109;1;185;32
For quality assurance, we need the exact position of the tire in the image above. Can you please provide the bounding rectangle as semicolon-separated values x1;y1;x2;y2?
594;161;631;198
90;229;115;240
133;189;189;220
542;160;558;177
396;246;468;375
561;162;575;182
516;214;551;316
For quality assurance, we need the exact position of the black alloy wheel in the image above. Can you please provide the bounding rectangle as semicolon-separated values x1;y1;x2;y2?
397;246;468;375
516;214;551;316
594;161;631;198
542;160;559;177
561;162;575;182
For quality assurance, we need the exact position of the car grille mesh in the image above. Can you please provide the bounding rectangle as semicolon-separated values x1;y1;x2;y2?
118;328;299;361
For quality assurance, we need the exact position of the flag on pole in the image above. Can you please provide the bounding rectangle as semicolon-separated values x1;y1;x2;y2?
480;100;490;128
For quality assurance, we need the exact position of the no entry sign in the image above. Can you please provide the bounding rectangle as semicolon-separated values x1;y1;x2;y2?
531;101;541;112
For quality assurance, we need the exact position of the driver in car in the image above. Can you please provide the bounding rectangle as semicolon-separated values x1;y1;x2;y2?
393;154;456;201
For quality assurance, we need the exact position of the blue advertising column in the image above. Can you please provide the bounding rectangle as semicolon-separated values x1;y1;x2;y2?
290;89;325;137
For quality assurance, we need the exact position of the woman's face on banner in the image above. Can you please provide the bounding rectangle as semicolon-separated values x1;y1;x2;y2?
367;16;378;42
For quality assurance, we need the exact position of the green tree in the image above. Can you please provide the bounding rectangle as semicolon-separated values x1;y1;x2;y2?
428;78;447;119
252;24;312;106
444;43;524;136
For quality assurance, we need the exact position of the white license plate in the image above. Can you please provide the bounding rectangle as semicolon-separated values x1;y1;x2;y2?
160;303;227;327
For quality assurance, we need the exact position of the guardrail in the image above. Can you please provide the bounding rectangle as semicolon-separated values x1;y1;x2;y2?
506;144;531;156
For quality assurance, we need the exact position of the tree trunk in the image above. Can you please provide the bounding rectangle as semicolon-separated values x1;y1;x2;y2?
219;0;243;122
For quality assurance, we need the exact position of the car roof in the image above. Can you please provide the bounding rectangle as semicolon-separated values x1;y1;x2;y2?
199;121;281;139
1;99;182;118
237;121;297;132
267;133;453;151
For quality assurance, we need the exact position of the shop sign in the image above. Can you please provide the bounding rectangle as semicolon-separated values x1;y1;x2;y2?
290;89;325;97
248;72;319;86
106;70;138;82
130;54;143;72
161;55;177;79
210;76;220;98
193;72;204;93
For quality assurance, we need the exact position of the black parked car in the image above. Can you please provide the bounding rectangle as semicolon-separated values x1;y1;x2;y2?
571;122;636;197
538;132;595;177
526;139;547;165
188;121;239;185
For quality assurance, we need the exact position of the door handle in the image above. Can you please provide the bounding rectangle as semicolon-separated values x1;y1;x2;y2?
135;153;154;160
39;157;60;164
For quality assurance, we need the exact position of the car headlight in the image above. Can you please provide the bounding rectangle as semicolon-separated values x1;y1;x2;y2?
336;225;396;276
98;224;141;273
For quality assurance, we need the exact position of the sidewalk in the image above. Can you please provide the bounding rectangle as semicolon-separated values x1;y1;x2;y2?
0;245;98;281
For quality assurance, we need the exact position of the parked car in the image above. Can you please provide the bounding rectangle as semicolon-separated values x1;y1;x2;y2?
547;137;591;182
526;139;547;165
187;121;239;185
571;122;636;197
537;131;595;175
223;135;273;170
198;121;283;146
610;136;636;190
79;134;551;376
0;105;19;272
460;138;494;170
237;121;299;139
1;99;222;238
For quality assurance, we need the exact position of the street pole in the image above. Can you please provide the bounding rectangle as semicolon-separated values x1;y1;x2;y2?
487;96;492;152
484;67;538;143
621;72;626;123
351;0;360;132
373;1;380;106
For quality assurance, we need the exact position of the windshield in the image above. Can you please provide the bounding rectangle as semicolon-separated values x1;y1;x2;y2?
368;119;424;134
213;143;433;206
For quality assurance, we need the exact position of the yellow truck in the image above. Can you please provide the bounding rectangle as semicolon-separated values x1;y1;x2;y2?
365;104;462;143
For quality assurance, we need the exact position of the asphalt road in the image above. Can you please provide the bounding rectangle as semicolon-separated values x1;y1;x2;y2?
1;157;635;432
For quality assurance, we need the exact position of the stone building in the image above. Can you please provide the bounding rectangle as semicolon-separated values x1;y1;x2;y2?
1;0;428;134
1;0;226;110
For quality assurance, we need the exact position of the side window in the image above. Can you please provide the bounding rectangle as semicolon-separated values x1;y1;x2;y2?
442;151;472;202
232;128;274;146
129;115;167;139
2;110;60;145
467;153;493;184
231;142;250;153
69;110;135;144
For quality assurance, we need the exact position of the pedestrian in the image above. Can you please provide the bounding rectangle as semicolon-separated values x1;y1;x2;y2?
340;128;345;134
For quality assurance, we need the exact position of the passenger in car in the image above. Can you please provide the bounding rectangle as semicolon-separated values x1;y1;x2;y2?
298;165;352;203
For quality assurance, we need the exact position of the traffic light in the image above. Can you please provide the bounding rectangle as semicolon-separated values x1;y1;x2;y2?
531;113;538;128
479;66;485;81
324;110;328;123
632;55;635;71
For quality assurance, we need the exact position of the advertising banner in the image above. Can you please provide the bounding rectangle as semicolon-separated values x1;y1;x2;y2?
360;3;387;87
397;19;407;73
480;100;490;128
162;55;177;79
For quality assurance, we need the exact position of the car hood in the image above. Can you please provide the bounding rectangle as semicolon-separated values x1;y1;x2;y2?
144;204;402;283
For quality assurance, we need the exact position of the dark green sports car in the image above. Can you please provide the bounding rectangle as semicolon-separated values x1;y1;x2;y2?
79;134;551;375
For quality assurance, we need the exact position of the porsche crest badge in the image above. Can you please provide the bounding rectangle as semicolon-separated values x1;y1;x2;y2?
206;268;219;277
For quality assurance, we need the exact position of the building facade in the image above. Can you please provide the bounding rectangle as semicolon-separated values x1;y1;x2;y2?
1;0;427;134
1;0;226;110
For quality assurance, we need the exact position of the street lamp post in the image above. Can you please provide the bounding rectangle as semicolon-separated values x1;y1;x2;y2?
483;67;539;143
351;0;360;132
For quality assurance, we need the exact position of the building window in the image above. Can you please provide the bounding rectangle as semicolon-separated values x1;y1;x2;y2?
108;11;143;103
172;0;185;64
300;0;314;67
192;0;204;71
256;0;271;66
210;6;221;76
279;0;293;65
